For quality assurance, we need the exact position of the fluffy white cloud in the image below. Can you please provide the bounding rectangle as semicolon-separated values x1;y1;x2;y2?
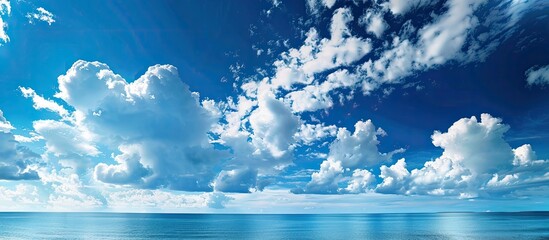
33;120;99;157
211;92;299;192
39;169;104;211
360;10;388;38
0;184;40;206
94;144;152;185
0;110;13;133
294;122;337;145
285;69;362;112
525;65;549;86
377;114;549;198
26;7;55;25
364;0;487;83
0;110;40;180
307;0;338;15
344;169;376;193
26;60;224;191
301;8;372;75
376;158;410;194
0;0;10;44
249;95;299;159
297;120;403;194
267;7;371;113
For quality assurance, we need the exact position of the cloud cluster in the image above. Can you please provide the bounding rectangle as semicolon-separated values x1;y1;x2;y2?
294;120;403;194
0;2;55;45
294;114;548;198
0;110;40;180
26;7;55;25
106;189;232;210
377;114;549;198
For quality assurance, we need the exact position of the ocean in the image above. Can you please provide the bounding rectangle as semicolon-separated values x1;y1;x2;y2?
0;212;547;239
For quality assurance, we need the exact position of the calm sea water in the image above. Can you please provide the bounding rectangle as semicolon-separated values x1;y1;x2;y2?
0;212;547;239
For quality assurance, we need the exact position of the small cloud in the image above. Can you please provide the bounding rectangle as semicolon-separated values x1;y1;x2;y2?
26;7;55;25
525;64;549;86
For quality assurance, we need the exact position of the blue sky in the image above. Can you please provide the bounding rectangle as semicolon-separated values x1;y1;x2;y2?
0;0;548;213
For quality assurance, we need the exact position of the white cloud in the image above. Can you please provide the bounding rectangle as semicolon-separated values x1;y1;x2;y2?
364;0;487;83
269;7;371;106
376;158;410;194
344;169;376;193
33;120;99;157
105;189;232;210
0;184;40;207
26;7;55;25
376;114;549;198
301;8;372;75
212;168;258;193
249;95;299;159
360;10;388;38
386;0;439;15
40;169;104;211
307;0;338;15
20;87;69;117
525;65;549;86
94;144;152;185
294;122;337;145
28;60;224;191
211;93;298;192
0;0;10;44
0;110;40;180
297;120;404;194
0;110;14;133
13;132;43;143
285;69;361;112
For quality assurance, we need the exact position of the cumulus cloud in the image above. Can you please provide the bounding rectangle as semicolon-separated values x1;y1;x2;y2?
211;91;299;192
377;114;549;198
249;95;299;159
39;169;104;210
33;120;99;157
343;169;376;193
0;110;40;180
26;7;55;25
94;144;152;185
0;184;40;207
25;60;225;191
294;122;337;145
360;10;388;38
525;65;549;86
296;120;404;194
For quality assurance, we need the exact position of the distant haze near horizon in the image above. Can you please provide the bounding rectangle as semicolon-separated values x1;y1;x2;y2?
0;0;548;214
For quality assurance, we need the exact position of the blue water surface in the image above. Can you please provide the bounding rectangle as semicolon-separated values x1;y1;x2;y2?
0;212;547;239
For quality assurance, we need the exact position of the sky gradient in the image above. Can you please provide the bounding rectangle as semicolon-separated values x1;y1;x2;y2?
0;0;548;213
